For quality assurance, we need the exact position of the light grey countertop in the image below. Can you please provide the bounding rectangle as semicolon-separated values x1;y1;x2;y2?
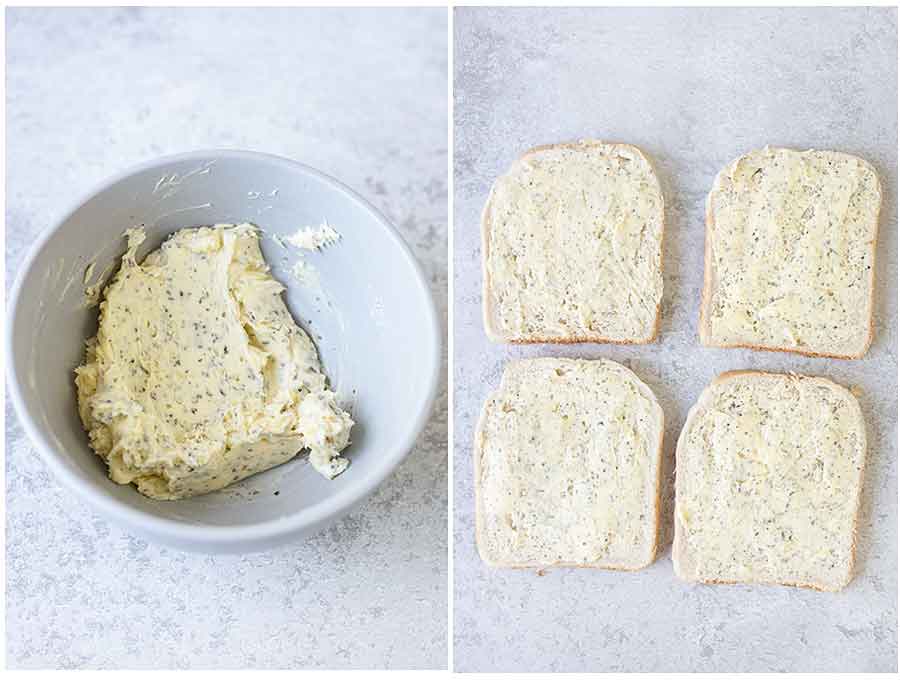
6;7;448;669
453;6;897;673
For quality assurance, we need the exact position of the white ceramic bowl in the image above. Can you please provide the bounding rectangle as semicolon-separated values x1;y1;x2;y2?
6;150;441;553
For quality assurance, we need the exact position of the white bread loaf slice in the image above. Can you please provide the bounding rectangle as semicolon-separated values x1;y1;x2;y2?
475;358;664;569
701;147;881;359
674;371;866;592
482;140;665;344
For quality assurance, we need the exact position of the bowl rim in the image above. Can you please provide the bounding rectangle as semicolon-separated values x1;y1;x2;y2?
6;148;442;547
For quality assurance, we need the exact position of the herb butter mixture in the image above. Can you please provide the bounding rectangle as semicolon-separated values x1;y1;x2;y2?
75;223;353;500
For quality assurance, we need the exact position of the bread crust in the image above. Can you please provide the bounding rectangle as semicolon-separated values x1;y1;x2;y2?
482;139;664;345
699;147;882;360
673;369;866;592
474;357;664;571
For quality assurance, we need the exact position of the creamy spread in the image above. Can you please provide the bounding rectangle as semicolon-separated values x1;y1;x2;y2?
675;373;865;588
289;258;321;289
477;358;662;567
705;147;880;355
283;222;341;251
74;223;353;500
484;141;664;342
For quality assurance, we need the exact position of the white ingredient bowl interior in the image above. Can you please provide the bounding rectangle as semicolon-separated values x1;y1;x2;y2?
6;150;441;553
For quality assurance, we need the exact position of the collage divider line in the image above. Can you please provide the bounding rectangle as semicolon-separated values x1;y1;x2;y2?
446;3;455;674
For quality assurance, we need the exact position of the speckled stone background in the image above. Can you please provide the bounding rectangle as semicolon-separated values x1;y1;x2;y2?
454;7;897;673
6;7;447;669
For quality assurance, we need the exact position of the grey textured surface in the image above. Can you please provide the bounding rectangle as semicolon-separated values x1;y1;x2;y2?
454;7;897;673
6;7;448;669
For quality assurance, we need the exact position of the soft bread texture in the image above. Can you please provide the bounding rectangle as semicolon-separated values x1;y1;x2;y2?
674;371;866;592
482;140;665;344
475;358;664;569
701;147;881;359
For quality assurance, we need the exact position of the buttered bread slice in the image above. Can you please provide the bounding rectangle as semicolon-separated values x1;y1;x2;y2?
701;147;881;358
482;140;665;344
674;371;866;591
475;358;664;569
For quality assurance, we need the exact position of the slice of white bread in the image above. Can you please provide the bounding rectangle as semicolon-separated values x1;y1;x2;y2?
674;371;866;592
482;140;665;344
701;147;881;359
474;358;664;569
